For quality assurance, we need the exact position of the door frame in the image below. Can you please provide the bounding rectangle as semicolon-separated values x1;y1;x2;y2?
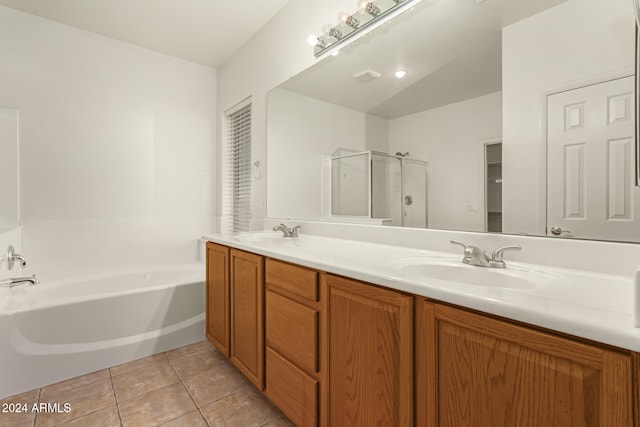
483;139;502;232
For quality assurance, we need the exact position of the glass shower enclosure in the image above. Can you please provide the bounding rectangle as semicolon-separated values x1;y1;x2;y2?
330;150;428;227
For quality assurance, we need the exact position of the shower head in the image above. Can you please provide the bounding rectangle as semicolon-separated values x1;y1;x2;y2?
395;151;410;157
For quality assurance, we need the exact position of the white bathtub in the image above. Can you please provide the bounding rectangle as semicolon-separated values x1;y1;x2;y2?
0;265;205;399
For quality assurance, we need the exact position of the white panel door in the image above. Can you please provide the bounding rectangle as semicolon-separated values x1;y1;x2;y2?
547;76;638;241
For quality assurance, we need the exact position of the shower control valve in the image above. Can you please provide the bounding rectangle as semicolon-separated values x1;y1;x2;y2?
1;245;27;271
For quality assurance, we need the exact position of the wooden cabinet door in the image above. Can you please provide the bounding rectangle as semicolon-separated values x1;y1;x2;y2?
230;249;265;390
416;300;633;427
324;274;414;427
205;242;230;357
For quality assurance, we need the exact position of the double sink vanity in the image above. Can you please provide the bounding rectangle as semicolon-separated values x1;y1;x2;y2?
213;0;640;424
203;228;638;426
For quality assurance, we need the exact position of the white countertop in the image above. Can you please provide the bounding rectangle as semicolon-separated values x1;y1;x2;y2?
203;231;640;353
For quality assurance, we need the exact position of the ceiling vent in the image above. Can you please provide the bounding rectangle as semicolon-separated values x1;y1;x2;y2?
353;69;381;82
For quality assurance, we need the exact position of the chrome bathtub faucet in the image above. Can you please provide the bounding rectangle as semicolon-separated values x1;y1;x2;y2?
0;274;39;288
273;223;301;237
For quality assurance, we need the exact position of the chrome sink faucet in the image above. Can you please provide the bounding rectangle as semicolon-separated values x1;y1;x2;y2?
273;223;301;237
450;240;491;267
450;240;521;268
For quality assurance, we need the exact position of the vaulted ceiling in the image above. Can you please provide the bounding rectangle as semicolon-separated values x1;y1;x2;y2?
0;0;291;68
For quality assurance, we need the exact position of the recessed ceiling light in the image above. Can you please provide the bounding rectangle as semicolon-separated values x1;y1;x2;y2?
394;69;408;79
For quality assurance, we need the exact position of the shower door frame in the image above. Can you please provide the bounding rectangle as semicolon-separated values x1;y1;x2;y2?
400;157;429;228
330;150;428;227
330;150;373;219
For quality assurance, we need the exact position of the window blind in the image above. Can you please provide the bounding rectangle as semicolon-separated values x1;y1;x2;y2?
223;102;252;232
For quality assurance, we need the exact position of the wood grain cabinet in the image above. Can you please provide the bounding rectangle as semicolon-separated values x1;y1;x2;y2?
230;248;265;390
205;242;230;356
205;244;265;390
324;274;414;427
416;299;634;427
207;243;640;427
265;258;321;427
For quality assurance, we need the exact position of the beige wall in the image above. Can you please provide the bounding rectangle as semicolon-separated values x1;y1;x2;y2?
388;92;502;232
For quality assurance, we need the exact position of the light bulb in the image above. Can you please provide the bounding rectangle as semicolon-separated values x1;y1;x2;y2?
307;34;319;47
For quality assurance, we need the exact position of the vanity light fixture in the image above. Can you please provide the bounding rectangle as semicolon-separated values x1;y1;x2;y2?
309;0;423;57
394;69;408;79
345;15;361;29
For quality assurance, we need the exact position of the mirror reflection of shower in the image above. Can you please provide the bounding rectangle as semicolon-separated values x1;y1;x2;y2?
330;149;428;227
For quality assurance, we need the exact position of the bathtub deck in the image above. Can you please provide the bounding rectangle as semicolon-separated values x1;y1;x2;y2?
0;341;293;427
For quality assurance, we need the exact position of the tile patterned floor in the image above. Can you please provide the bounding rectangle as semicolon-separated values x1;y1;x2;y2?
0;341;294;427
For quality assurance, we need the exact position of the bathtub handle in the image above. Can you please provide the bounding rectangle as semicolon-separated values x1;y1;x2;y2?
1;246;27;271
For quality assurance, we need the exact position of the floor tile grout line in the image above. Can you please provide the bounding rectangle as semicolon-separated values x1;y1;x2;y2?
108;371;124;427
166;357;184;382
115;402;124;427
198;407;213;427
162;351;180;379
178;370;200;410
33;388;41;427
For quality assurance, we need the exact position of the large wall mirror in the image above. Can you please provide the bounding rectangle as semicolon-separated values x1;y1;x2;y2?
267;0;638;243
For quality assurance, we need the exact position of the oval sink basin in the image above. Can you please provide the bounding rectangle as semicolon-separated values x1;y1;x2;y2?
388;257;564;290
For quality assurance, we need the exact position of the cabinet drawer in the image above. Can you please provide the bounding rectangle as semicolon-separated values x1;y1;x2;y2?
266;258;318;302
266;347;318;427
266;291;318;374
